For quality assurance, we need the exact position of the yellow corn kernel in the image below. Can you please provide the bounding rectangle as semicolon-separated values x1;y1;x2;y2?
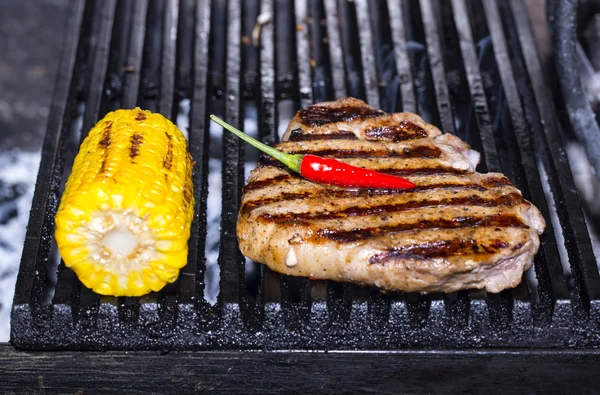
54;108;194;297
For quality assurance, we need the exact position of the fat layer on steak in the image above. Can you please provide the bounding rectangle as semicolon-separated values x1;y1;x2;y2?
237;98;545;293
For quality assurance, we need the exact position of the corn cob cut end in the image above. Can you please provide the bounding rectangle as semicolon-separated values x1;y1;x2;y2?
54;108;194;297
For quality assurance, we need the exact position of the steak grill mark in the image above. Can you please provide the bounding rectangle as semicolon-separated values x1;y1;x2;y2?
257;192;525;222
241;178;513;214
317;214;528;243
284;145;442;159
369;238;515;263
363;122;428;141
298;105;385;126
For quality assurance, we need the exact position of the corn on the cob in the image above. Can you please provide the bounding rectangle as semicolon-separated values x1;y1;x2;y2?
54;108;194;296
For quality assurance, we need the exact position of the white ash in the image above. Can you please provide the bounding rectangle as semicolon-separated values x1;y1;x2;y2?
176;98;190;139
0;150;41;342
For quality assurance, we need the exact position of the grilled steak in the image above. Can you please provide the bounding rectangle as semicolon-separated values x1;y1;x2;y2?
237;98;545;293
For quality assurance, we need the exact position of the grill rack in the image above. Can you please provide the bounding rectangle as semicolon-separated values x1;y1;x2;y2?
10;0;600;350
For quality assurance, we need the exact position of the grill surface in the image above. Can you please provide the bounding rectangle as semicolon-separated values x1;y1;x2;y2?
10;0;600;350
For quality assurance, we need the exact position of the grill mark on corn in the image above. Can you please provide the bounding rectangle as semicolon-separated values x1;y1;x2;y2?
129;133;143;160
363;122;428;142
135;112;147;121
316;214;527;243
163;132;174;170
285;145;442;159
299;105;385;126
98;121;112;173
257;192;525;223
288;129;358;141
240;181;507;215
182;151;194;205
369;237;515;264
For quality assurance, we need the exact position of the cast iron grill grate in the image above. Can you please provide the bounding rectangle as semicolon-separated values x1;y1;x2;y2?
10;0;600;350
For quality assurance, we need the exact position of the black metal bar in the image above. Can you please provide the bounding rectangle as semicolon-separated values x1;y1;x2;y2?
173;0;194;105
448;0;516;328
121;0;148;109
320;0;353;326
418;0;454;133
508;0;600;313
481;0;570;324
354;0;380;109
149;0;181;333
388;0;416;113
137;0;165;112
337;0;365;100
44;1;93;310
251;0;277;329
276;0;313;329
98;0;135;115
451;0;499;172
307;0;332;103
69;0;117;327
323;0;347;99
219;0;244;305
158;0;179;117
186;0;214;325
295;0;314;109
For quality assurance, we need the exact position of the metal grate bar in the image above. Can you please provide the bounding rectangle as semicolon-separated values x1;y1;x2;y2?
323;0;347;99
318;0;354;325
71;0;117;327
508;0;600;312
46;1;93;309
98;0;135;115
250;0;277;329
451;0;499;172
158;0;179;118
277;0;313;329
103;0;149;325
337;0;364;99
419;0;454;133
355;0;394;326
388;0;416;113
219;0;244;305
152;0;181;332
447;0;516;327
121;0;148;109
237;0;261;330
171;0;195;305
187;0;215;325
481;0;569;323
295;0;313;108
354;0;380;109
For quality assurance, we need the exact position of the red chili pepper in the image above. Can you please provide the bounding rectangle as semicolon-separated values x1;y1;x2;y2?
210;115;415;190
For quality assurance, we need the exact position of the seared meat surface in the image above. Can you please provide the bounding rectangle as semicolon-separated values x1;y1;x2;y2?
237;98;545;293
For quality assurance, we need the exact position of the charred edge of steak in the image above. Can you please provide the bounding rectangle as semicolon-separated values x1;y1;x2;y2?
288;129;358;141
240;180;510;214
369;238;515;263
285;145;442;159
298;105;385;126
257;192;525;223
363;122;428;142
315;214;528;243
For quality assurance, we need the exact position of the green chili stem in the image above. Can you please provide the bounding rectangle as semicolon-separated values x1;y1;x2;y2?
210;115;303;173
